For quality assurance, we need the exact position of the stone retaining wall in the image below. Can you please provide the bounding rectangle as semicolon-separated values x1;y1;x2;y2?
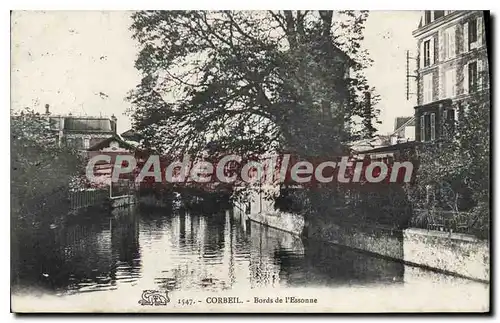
247;211;489;282
247;211;304;236
306;217;404;260
403;228;489;281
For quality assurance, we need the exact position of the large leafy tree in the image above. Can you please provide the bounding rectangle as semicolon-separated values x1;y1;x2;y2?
410;88;490;238
11;109;85;286
127;10;379;157
11;109;82;225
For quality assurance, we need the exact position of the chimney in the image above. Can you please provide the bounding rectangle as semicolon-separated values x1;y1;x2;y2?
110;114;117;133
45;104;50;115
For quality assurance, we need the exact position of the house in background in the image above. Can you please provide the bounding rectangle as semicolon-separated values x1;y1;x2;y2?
349;135;391;154
87;133;137;154
120;129;142;147
87;133;138;203
413;10;489;142
389;116;416;144
349;116;417;155
43;104;119;151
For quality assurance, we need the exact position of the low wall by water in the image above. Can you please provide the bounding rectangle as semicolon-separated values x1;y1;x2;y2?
247;211;489;282
247;211;304;236
307;217;404;260
403;228;489;282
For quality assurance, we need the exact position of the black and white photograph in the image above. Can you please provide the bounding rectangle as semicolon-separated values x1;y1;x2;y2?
9;8;491;313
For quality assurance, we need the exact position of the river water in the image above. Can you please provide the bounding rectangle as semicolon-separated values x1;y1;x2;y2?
11;206;489;312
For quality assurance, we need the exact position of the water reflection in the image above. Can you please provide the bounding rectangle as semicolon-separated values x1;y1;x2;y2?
13;205;462;297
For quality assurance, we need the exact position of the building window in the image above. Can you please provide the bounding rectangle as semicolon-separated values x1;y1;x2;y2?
448;109;456;124
443;26;456;59
430;113;436;141
444;109;455;122
434;11;445;20
423;73;433;104
469;17;478;44
423;39;431;67
465;17;480;51
420;115;425;141
463;60;483;94
442;109;455;137
469;61;478;92
425;11;432;24
424;114;431;141
84;138;90;149
444;69;457;98
479;60;486;89
448;109;455;122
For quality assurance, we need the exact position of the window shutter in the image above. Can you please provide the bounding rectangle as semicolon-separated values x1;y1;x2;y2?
439;69;445;99
483;59;488;88
443;30;450;60
420;41;424;69
438;30;444;62
478;59;483;90
422;75;427;104
445;70;449;98
478;16;484;47
463;22;469;53
430;113;436;141
424;76;427;103
430;37;435;65
445;69;455;98
463;64;469;94
429;73;433;102
451;69;457;97
450;27;456;58
423;74;433;104
420;115;425;141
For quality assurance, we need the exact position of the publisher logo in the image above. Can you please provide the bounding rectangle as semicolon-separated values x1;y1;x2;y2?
138;290;171;306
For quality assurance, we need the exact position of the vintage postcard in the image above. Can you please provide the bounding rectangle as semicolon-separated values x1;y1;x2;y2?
10;10;490;313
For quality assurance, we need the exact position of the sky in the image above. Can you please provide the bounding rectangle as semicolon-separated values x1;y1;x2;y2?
11;10;421;135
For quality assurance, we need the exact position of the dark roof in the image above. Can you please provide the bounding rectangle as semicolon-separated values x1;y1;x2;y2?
121;129;142;141
414;98;453;110
121;129;135;137
358;141;421;154
87;134;136;151
394;117;413;131
64;117;113;132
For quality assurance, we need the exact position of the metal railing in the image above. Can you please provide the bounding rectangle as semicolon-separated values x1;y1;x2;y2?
69;188;109;211
410;208;473;234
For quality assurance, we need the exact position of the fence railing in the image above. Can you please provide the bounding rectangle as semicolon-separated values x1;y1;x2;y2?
69;188;109;211
410;208;474;234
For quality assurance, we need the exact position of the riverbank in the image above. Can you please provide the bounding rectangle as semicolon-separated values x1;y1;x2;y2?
244;210;489;282
246;211;304;236
11;208;489;313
